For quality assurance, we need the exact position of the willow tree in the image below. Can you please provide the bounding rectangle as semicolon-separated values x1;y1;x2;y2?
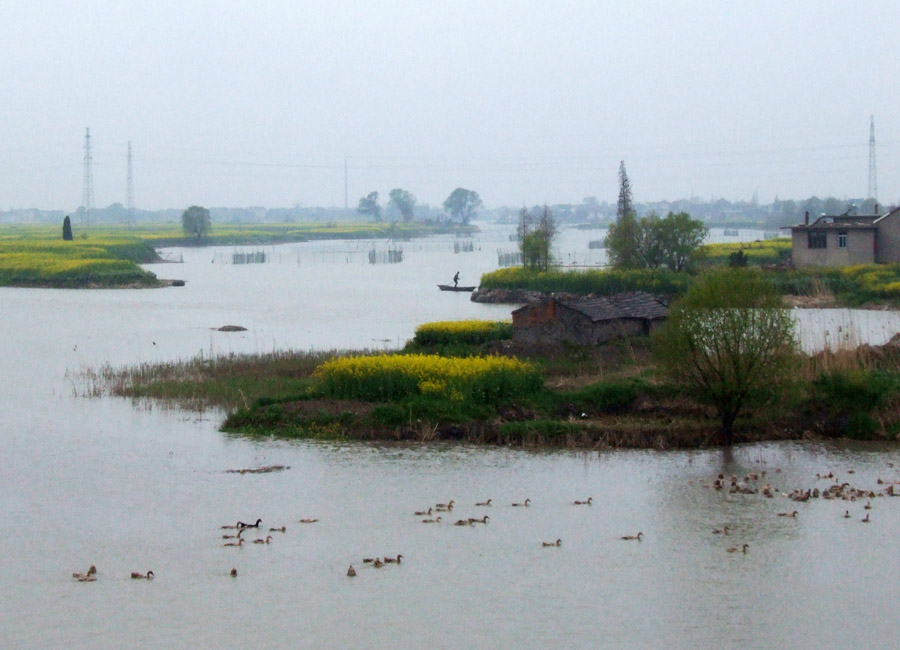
654;269;797;445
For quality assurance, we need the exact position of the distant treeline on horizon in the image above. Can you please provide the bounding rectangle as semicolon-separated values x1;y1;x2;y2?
0;195;885;230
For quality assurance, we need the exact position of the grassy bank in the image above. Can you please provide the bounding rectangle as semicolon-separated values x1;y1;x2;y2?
80;317;900;448
0;228;160;288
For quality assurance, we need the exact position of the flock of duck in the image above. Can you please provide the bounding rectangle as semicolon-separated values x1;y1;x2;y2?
690;463;900;554
73;463;898;584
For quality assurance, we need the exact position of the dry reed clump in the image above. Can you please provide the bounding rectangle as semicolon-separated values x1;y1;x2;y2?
313;353;543;403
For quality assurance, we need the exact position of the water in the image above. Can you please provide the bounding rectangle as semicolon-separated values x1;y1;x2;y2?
2;225;900;648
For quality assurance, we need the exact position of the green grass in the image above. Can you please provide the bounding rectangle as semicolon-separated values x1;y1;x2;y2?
0;228;160;287
700;239;792;266
478;266;690;296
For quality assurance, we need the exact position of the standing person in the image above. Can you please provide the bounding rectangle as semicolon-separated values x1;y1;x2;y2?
453;271;460;287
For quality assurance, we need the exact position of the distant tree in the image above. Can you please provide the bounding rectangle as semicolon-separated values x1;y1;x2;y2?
610;209;706;272
388;189;416;223
519;205;557;271
654;269;797;445
62;215;73;241
443;188;482;224
357;191;381;222
181;205;211;242
606;161;642;267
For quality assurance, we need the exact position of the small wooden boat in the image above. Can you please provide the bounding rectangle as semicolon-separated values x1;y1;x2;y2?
438;284;476;292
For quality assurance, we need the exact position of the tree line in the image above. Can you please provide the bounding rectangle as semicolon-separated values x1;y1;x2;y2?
357;187;483;224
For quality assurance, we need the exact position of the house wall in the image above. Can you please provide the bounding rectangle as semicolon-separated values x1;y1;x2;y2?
875;211;900;263
791;229;875;267
512;302;660;346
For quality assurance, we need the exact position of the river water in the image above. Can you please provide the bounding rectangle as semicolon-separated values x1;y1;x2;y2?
2;225;900;649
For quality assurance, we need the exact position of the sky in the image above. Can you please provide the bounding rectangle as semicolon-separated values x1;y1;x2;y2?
2;1;898;212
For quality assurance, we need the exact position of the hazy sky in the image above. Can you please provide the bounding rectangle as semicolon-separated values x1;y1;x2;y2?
2;1;898;211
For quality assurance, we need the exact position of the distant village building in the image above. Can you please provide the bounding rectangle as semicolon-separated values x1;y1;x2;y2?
512;292;669;346
788;205;900;267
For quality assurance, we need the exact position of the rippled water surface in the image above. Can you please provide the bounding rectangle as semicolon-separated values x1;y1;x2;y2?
2;226;900;649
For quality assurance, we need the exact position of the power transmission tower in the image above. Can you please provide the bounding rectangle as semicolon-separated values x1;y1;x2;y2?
126;141;135;223
81;127;95;224
868;115;877;202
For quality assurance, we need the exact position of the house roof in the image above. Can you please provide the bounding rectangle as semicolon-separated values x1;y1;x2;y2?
559;291;669;322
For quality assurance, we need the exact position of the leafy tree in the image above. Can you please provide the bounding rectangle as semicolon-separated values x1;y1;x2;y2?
655;211;707;271
62;215;73;241
654;269;797;445
388;189;416;223
443;188;482;224
357;191;382;222
181;205;211;242
519;205;557;271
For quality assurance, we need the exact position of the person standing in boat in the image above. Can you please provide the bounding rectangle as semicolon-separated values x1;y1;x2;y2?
453;271;460;287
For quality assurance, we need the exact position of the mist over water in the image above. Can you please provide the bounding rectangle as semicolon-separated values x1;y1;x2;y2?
2;226;900;648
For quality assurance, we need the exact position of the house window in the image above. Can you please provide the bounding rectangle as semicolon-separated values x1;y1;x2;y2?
838;230;847;249
808;230;827;249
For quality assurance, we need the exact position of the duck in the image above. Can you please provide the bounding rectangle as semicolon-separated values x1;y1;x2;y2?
778;511;799;518
269;526;287;533
373;558;384;568
414;508;432;516
72;565;97;581
454;519;474;526
861;513;870;523
471;515;489;524
299;518;319;524
346;565;357;577
844;510;851;518
864;501;873;510
621;532;643;541
238;518;262;529
224;538;244;547
130;571;154;580
512;498;531;507
712;526;730;535
435;500;455;512
220;522;241;530
574;497;593;505
253;535;273;544
230;568;238;577
727;544;750;554
421;516;441;524
222;529;244;539
384;554;403;564
542;538;562;547
475;499;492;507
363;558;375;563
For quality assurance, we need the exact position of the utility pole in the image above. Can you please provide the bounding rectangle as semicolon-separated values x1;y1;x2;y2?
81;128;95;224
868;115;878;203
126;141;135;224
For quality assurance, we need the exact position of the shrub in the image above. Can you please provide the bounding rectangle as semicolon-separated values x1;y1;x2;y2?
478;267;689;296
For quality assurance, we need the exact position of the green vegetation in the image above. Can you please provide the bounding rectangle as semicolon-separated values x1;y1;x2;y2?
181;205;211;242
653;269;798;445
700;238;792;266
409;320;512;347
479;266;690;296
0;230;160;288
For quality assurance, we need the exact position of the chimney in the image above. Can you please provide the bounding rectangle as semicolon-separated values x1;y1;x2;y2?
875;203;879;216
804;210;809;226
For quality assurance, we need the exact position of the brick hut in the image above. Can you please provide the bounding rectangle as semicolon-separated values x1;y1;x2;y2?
511;291;669;346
